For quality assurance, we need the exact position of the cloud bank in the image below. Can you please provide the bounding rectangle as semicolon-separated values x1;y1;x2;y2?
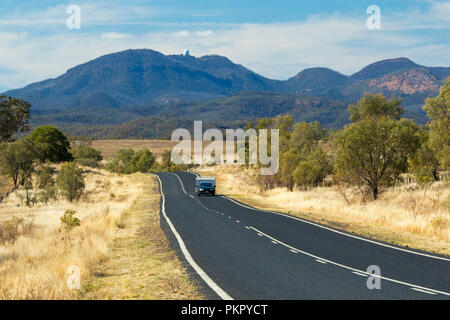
0;2;449;90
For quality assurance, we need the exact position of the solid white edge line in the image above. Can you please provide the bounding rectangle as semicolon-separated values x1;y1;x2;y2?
411;287;437;295
217;193;450;262
155;174;233;300
250;226;450;296
169;172;189;194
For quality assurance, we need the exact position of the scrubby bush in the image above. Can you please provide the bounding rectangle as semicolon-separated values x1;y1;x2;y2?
56;162;85;202
0;217;23;244
105;148;155;174
72;145;103;168
36;164;55;189
161;150;174;171
134;149;155;173
39;185;58;204
0;138;38;189
294;160;322;190
59;209;80;232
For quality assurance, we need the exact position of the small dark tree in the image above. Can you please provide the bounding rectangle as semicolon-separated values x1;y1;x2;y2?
161;150;174;171
408;129;439;189
23;174;34;207
56;162;85;202
335;95;421;200
0;139;38;189
279;150;301;191
72;145;103;167
28;126;73;163
423;77;450;169
293;160;320;190
36;164;57;204
0;96;31;142
36;164;55;189
134;149;155;173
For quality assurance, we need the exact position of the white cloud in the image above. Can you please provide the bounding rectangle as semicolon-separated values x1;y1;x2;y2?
382;0;450;31
196;30;214;37
0;7;449;90
0;2;160;27
173;30;191;37
428;0;450;22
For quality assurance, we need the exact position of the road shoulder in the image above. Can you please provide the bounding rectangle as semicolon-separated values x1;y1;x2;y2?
80;174;203;299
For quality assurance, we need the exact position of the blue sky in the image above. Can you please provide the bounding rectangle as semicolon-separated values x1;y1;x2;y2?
0;0;449;91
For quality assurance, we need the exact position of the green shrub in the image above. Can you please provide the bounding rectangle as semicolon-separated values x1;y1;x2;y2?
105;148;155;174
36;164;55;189
28;126;73;163
39;185;58;204
59;209;80;232
0;138;39;189
134;149;155;173
294;160;322;190
72;145;103;168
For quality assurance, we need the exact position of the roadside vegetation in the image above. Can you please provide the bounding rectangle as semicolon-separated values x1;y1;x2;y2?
0;166;139;299
0;102;201;299
104;147;194;174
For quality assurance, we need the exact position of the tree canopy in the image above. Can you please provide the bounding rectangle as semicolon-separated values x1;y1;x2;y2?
423;77;450;168
335;95;421;200
56;162;85;202
0;95;31;142
28;126;73;163
0;138;39;189
348;94;403;122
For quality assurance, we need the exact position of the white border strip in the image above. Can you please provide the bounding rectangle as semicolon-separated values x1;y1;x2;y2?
155;174;233;300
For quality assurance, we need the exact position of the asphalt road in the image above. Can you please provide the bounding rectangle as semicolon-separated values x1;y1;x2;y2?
156;171;450;300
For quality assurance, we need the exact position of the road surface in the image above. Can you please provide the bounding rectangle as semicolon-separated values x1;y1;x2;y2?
155;171;450;300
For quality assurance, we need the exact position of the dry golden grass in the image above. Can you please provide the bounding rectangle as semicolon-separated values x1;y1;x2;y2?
196;165;450;256
0;175;13;200
82;174;203;300
0;168;142;299
92;140;177;160
0;167;201;299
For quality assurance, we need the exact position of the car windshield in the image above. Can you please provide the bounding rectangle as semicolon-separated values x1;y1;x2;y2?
200;182;212;188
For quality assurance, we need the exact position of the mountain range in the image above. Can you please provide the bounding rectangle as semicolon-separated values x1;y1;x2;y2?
4;49;449;138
